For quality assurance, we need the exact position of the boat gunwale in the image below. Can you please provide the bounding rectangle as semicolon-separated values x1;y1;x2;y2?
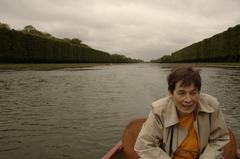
101;140;123;159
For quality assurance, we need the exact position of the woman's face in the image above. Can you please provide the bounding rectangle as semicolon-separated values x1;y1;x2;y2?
170;81;200;117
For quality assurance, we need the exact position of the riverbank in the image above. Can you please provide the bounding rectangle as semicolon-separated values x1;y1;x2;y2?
157;62;240;69
1;62;240;71
0;63;109;71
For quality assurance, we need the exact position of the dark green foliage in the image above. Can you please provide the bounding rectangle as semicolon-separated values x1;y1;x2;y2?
159;55;172;63
0;23;142;63
111;54;143;63
71;38;82;45
151;55;172;63
158;24;240;63
0;22;10;30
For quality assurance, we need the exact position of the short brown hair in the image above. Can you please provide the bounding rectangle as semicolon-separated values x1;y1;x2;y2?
167;66;201;93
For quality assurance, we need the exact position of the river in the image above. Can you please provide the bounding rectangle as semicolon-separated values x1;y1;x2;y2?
0;63;239;159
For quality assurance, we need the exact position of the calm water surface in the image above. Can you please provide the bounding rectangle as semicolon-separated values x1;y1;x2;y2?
0;63;239;159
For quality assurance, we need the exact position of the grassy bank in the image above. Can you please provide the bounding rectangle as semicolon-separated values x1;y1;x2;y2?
0;63;109;71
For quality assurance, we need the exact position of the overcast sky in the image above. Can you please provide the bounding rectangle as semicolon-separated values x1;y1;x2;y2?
0;0;240;61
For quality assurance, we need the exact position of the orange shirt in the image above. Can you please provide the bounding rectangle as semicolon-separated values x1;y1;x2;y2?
173;112;199;159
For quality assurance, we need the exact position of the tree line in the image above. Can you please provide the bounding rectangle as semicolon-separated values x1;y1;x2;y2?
0;22;143;63
154;24;240;63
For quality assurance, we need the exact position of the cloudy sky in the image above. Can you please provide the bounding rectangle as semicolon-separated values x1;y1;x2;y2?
0;0;240;61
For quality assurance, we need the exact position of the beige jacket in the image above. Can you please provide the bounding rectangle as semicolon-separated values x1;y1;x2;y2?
134;93;229;159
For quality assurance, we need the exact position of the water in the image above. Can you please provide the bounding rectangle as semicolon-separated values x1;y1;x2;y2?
0;63;239;159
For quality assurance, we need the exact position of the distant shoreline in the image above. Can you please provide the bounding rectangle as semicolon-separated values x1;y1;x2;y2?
0;63;110;71
1;62;240;71
157;62;240;69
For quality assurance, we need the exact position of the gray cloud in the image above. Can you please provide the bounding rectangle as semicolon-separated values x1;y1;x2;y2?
0;0;240;61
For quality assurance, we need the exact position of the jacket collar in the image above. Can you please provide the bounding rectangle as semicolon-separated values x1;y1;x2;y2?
164;99;179;128
196;94;215;113
163;94;215;128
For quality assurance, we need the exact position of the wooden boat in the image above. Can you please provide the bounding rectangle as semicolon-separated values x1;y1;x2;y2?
102;118;240;159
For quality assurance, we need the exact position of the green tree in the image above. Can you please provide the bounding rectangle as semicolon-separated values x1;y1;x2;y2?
23;25;37;32
71;38;82;45
0;22;10;30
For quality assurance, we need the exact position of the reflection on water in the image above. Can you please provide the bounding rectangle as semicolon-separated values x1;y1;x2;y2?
0;63;239;159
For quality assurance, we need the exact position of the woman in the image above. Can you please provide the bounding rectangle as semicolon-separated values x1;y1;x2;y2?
134;66;229;159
